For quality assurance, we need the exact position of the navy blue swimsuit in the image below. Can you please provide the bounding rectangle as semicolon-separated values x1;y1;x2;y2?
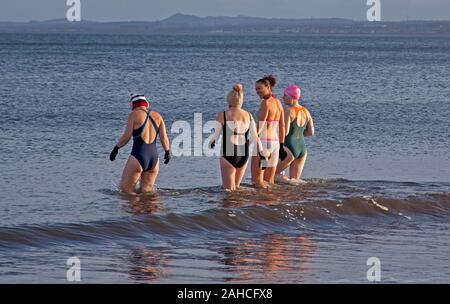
131;110;159;171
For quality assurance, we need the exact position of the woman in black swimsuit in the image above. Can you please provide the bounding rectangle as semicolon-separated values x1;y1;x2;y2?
209;84;267;191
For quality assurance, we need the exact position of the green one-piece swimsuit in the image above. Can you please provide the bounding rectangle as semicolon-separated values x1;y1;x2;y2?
284;106;308;159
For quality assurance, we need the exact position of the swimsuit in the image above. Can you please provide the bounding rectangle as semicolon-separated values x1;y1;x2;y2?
131;109;159;171
257;119;280;169
284;106;308;159
259;139;280;169
222;111;250;169
261;120;280;141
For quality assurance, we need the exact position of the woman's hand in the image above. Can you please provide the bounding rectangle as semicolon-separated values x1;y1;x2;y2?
209;140;216;149
164;150;171;164
279;143;288;161
259;148;270;159
109;145;120;161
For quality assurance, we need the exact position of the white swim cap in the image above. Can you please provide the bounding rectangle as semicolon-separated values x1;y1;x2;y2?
129;94;148;103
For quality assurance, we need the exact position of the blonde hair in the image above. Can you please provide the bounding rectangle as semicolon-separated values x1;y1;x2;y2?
227;83;244;107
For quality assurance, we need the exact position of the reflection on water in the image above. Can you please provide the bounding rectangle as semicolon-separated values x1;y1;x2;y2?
121;189;318;283
123;233;317;283
127;246;170;282
120;192;161;215
220;233;317;282
122;192;167;282
1;180;449;282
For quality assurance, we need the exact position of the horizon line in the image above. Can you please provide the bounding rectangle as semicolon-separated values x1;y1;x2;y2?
2;12;450;23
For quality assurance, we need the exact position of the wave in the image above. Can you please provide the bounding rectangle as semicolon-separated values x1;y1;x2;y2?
1;183;449;248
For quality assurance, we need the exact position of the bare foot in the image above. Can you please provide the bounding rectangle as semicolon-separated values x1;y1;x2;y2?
253;181;268;189
288;178;307;185
275;174;290;183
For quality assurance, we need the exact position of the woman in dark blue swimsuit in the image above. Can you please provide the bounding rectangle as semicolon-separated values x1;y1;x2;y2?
110;95;171;194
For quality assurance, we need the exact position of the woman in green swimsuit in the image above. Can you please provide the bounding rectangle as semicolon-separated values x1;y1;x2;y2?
276;84;315;181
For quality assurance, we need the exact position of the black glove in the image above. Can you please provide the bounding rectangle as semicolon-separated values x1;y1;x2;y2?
279;142;287;161
259;152;269;170
209;140;216;149
109;145;120;162
164;150;171;164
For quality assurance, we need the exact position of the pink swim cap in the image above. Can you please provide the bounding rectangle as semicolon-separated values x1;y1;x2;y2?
284;84;301;100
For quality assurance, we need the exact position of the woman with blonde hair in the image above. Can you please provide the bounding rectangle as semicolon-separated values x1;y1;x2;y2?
209;84;267;191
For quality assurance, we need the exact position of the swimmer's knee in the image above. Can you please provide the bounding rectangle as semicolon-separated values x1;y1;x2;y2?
285;150;295;162
120;186;136;195
141;186;155;194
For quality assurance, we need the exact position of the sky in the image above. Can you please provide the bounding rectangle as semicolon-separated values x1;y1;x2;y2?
1;0;449;22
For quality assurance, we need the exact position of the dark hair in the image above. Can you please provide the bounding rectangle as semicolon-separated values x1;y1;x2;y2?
256;74;277;88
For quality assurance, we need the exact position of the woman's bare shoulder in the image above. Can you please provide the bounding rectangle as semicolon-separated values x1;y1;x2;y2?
215;111;225;123
127;111;137;121
302;106;312;119
245;110;254;120
150;110;163;121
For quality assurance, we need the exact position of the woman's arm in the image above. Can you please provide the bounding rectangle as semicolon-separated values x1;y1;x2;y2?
257;99;269;135
249;114;266;154
158;114;170;152
278;100;286;143
304;110;315;137
284;107;291;137
116;113;134;148
209;112;224;147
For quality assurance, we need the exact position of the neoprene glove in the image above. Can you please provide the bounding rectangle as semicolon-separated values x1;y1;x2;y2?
259;152;269;170
110;145;119;162
279;143;288;161
164;150;171;164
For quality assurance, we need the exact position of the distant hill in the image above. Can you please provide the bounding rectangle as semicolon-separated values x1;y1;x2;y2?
158;13;355;27
1;13;449;36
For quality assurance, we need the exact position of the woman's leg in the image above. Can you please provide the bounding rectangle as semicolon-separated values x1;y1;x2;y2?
275;147;295;175
141;160;160;194
290;153;307;180
220;157;237;191
251;155;267;188
120;156;143;195
263;149;279;184
234;161;249;189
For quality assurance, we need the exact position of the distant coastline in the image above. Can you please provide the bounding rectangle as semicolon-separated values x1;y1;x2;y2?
1;13;450;36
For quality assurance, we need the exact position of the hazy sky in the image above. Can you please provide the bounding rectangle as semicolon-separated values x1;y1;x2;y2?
1;0;450;22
